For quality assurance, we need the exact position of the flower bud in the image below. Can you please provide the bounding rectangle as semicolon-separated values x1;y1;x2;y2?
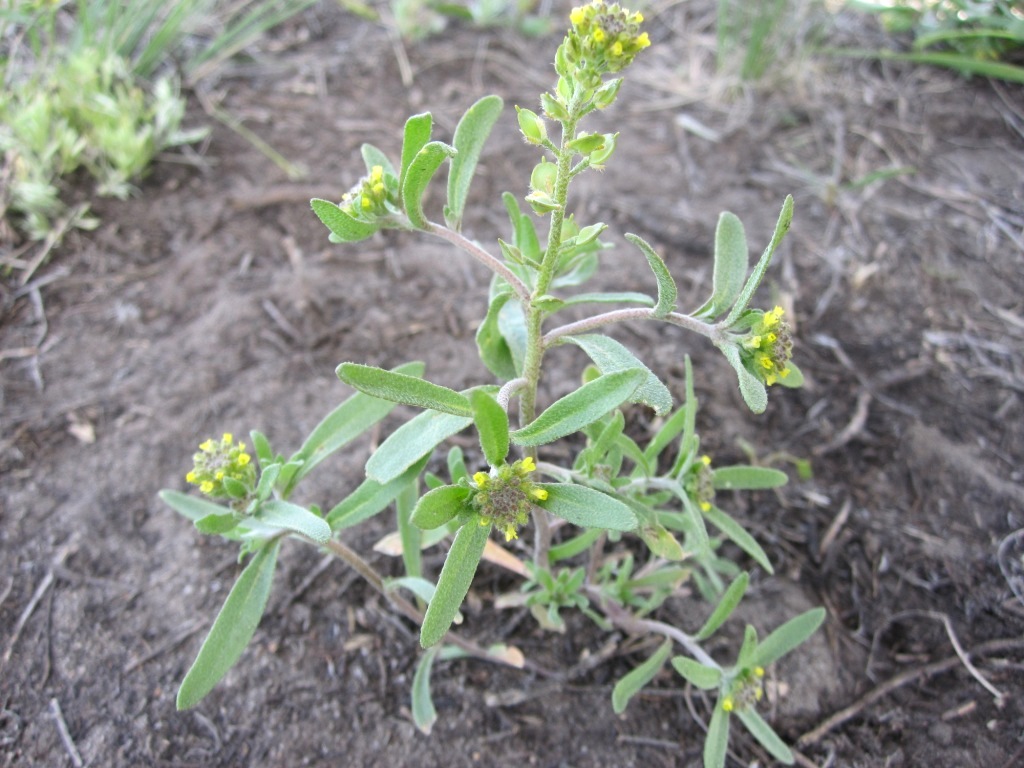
588;132;618;169
516;106;547;145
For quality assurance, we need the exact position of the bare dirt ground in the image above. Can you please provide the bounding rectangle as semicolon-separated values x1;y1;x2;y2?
2;2;1023;766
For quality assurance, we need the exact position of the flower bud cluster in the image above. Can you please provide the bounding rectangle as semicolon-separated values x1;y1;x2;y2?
740;306;793;386
721;666;765;713
340;164;391;218
685;454;716;513
562;2;650;85
186;433;256;499
471;457;548;542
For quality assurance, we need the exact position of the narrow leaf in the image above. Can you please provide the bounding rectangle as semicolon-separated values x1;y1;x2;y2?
712;466;788;491
536;484;638;531
328;456;429;529
723;195;794;326
160;490;233;524
421;519;490;647
400;112;432;192
736;708;795;765
195;513;240;535
403;141;457;229
337;362;471;416
751;607;826;668
292;361;423;486
612;640;672;713
696;572;749;640
497;297;528;376
704;702;731;768
556;291;654;308
411;646;441;734
565;335;672;417
476;290;517;380
361;142;397;177
446;95;503;230
694;212;749;318
258;500;331;543
720;343;768;414
411;484;472;529
470;389;509;467
671;656;722;690
625;234;677;318
510;369;646;447
702;504;773;574
176;539;280;710
310;198;378;243
366;411;474;484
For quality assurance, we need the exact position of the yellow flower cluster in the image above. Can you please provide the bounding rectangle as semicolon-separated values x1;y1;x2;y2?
472;456;548;542
721;666;765;713
186;433;256;499
686;454;715;513
340;165;389;218
741;306;793;386
565;2;650;78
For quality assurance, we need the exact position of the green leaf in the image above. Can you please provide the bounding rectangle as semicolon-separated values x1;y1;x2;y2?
411;646;442;734
694;212;749;319
510;369;646;447
411;484;472;529
702;504;773;574
194;513;240;535
736;708;795;764
696;572;749;640
723;195;794;326
712;466;788;491
555;291;654;309
721;342;768;414
337;362;471;416
549;528;604;562
290;361;423;487
445;95;503;231
625;234;677;318
637;522;686;561
498;297;528;376
565;335;672;417
327;456;429;529
397;481;422;580
476;290;517;380
254;463;282;501
402;141;457;229
671;656;722;690
536;484;638;531
176;539;281;710
704;701;731;768
385;576;440;605
751;607;826;668
612;640;672;714
361;142;396;178
420;518;490;647
258;500;331;543
159;490;233;524
470;389;509;467
310;198;378;243
400;112;432;192
367;410;474;484
777;361;804;388
249;430;273;467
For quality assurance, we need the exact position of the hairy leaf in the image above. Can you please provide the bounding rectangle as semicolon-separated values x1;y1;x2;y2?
470;389;509;467
625;233;677;318
565;335;672;416
446;95;503;230
258;500;330;543
310;198;379;243
337;362;471;416
176;539;280;710
367;410;474;484
536;484;638;531
612;640;672;713
403;141;457;229
420;519;490;647
510;369;646;447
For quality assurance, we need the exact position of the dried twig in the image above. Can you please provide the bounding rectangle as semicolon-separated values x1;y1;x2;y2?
798;637;1024;747
49;698;83;768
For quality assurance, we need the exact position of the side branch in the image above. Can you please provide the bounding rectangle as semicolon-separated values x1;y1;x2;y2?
427;223;531;303
543;308;721;348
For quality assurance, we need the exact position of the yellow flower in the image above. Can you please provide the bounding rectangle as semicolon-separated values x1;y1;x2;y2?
722;697;734;712
520;456;537;473
473;471;490;487
531;487;549;501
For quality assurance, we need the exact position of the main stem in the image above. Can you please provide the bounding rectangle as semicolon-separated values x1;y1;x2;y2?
521;100;582;572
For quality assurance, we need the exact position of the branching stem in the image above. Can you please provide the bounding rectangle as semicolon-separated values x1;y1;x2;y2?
544;308;722;348
427;222;531;303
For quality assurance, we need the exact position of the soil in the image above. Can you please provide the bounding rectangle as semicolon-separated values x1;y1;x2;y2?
2;2;1023;767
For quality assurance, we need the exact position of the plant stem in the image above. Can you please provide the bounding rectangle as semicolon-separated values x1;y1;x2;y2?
544;308;722;348
583;585;720;669
426;222;531;303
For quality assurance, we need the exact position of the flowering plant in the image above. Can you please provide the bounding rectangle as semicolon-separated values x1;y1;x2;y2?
160;4;824;765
